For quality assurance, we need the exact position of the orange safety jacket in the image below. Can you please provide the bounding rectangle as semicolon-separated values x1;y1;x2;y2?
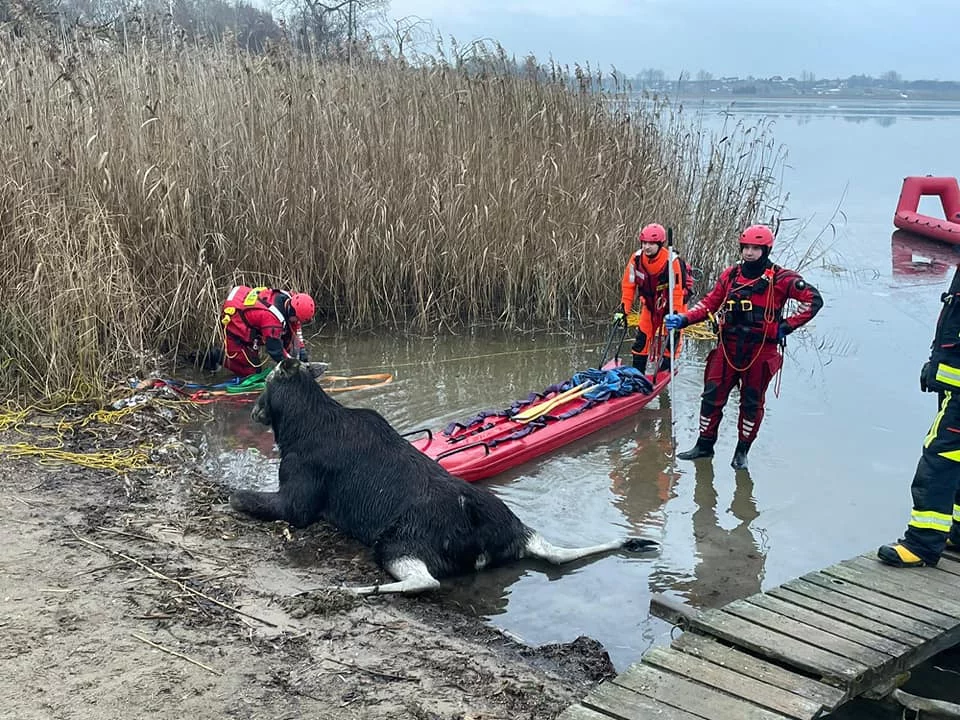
621;247;688;318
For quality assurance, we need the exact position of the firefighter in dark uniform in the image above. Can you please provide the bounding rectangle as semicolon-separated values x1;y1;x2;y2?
879;266;960;567
665;224;824;469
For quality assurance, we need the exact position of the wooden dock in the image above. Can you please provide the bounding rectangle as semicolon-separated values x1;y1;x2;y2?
560;547;960;720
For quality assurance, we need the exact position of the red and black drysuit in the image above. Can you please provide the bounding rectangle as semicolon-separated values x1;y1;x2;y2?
220;285;307;377
682;261;822;445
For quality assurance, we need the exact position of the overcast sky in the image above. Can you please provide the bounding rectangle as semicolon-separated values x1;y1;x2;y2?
385;0;954;81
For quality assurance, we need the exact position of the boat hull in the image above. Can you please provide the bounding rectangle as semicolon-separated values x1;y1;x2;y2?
412;367;671;482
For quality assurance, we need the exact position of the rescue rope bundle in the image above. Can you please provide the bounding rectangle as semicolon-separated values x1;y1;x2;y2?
626;311;716;340
0;400;158;472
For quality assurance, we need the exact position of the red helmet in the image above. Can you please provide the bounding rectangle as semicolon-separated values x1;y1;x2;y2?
639;223;667;245
289;292;315;323
739;224;774;249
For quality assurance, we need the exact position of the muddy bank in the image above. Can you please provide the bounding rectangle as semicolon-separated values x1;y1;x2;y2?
0;402;614;719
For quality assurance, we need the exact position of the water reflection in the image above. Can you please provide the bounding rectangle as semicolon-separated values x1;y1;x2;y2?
607;405;676;534
673;463;765;609
891;229;960;283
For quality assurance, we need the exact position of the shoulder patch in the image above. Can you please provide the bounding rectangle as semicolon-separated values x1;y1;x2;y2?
794;278;807;290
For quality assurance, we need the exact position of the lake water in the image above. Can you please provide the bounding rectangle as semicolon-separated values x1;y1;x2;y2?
202;97;960;713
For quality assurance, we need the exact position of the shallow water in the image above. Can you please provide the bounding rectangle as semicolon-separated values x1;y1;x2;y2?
201;99;960;706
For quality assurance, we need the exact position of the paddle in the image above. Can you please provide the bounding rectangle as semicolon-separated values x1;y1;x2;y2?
511;381;595;423
515;384;597;424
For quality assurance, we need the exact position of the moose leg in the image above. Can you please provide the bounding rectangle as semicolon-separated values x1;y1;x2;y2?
352;557;442;595
522;532;657;565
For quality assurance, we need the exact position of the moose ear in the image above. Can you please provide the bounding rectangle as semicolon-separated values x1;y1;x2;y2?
307;361;329;379
278;358;300;377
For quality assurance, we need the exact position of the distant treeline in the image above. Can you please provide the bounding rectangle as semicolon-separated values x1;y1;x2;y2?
630;69;960;100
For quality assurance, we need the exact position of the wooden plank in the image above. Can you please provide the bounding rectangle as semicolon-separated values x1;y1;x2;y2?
769;586;929;646
852;554;960;594
556;704;620;720
723;600;892;667
614;662;791;720
842;557;960;616
812;562;960;688
650;592;700;627
936;555;960;577
820;563;960;619
852;555;960;597
671;633;847;710
800;571;956;630
643;647;826;720
676;606;867;682
746;593;912;657
581;680;705;720
781;578;942;640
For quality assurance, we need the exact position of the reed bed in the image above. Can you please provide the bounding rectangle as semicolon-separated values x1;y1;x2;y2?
0;32;785;398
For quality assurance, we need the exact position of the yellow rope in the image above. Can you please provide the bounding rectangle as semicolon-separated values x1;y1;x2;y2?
684;323;717;341
627;311;716;341
0;399;159;473
0;443;153;472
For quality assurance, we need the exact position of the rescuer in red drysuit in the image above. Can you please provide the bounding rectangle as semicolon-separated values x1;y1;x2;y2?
664;224;823;469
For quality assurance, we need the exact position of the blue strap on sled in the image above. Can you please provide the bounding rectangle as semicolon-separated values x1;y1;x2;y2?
441;368;650;436
571;367;653;401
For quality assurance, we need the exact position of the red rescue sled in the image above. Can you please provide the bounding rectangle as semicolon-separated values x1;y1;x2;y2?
893;176;960;245
410;364;671;483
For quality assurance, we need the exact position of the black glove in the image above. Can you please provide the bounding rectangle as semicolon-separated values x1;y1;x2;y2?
921;361;931;393
298;347;309;363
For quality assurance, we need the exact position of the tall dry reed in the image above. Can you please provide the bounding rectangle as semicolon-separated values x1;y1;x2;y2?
0;33;784;398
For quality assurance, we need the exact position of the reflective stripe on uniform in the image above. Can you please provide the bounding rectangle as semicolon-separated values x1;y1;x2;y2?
924;391;952;448
908;509;953;533
955;504;960;522
936;363;960;388
268;305;285;324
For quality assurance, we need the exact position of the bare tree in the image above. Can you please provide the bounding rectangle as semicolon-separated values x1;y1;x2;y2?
382;12;431;59
271;0;384;55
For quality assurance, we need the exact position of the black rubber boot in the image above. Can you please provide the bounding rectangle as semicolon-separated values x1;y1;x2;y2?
658;356;672;372
677;437;715;461
877;543;929;567
632;355;648;373
190;346;223;372
731;440;752;470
